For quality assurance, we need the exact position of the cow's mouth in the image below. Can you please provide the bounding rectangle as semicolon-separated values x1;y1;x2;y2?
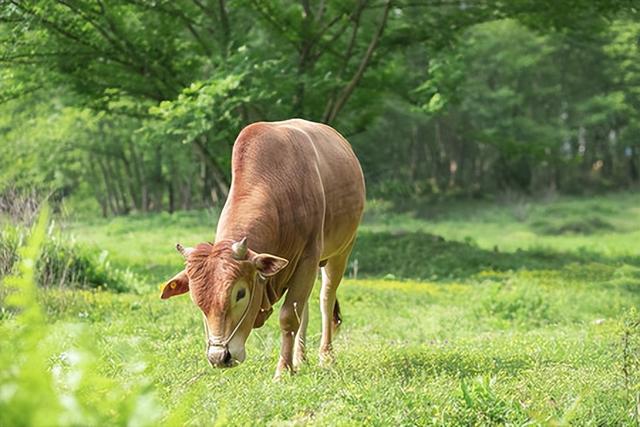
207;344;245;368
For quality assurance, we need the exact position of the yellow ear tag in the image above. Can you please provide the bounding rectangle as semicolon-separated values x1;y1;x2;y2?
170;282;177;289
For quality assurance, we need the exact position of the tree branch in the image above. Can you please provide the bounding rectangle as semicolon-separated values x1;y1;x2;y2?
218;0;231;57
0;84;43;105
323;0;392;123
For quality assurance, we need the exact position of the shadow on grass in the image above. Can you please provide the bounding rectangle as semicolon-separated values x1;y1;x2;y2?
351;231;640;281
530;216;615;236
371;345;532;380
140;230;640;285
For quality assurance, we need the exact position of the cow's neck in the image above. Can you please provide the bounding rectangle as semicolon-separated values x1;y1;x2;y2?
214;188;281;255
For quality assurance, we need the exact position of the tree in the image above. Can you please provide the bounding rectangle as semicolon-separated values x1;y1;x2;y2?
1;0;638;212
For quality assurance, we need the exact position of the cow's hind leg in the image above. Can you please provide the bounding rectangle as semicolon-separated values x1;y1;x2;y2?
319;242;354;365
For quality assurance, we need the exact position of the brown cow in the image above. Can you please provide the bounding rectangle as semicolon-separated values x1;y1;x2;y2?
160;119;365;377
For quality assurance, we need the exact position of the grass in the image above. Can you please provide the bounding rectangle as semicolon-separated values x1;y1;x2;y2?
3;191;640;425
62;209;219;283
363;192;640;257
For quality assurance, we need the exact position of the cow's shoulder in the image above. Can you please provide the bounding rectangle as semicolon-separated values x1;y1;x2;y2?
236;121;274;142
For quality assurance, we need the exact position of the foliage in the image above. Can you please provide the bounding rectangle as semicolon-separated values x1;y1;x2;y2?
458;375;528;425
1;2;639;213
0;206;166;426
355;15;640;199
619;308;640;425
0;222;142;293
0;224;20;277
146;74;244;146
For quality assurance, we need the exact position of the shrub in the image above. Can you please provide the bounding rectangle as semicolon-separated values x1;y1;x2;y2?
0;225;21;277
0;206;165;426
0;223;141;293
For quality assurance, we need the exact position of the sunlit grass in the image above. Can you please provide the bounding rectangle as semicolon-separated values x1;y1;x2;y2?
63;192;640;285
3;193;639;425
37;264;640;425
363;191;640;256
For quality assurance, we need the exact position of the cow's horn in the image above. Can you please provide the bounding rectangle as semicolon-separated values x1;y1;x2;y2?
231;237;248;260
176;243;194;258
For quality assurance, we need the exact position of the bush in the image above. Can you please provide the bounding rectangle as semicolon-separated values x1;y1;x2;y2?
0;226;21;277
0;224;141;293
0;206;165;426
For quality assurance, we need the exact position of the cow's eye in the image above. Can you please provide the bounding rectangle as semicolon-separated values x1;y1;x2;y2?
236;288;246;302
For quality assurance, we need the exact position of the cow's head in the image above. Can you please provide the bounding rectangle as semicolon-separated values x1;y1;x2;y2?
160;237;288;368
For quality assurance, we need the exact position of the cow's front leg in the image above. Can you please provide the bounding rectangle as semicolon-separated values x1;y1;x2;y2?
274;258;317;379
274;302;300;378
293;301;309;370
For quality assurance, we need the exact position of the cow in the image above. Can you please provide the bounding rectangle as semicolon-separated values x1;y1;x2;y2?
160;119;365;378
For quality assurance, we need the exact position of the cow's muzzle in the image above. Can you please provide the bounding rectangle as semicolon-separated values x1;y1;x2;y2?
207;345;235;368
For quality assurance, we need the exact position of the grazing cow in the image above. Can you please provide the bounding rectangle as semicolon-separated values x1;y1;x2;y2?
160;119;365;377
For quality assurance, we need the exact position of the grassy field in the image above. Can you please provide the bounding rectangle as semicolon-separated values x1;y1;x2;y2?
3;192;640;425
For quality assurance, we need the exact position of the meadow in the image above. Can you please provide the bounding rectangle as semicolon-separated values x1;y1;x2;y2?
2;192;640;425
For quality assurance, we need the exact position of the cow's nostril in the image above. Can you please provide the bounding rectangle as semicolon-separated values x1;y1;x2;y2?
223;349;232;365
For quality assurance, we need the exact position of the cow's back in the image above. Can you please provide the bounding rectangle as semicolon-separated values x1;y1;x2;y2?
280;119;365;259
217;119;364;266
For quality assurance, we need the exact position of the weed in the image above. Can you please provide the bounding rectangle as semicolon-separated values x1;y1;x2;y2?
477;281;554;328
458;375;528;424
620;309;640;426
1;223;143;293
0;206;167;426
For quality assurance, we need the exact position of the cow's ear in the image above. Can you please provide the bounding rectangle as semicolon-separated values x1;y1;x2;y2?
252;253;289;277
160;270;189;299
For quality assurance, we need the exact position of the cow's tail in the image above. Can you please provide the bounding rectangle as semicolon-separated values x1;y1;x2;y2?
332;298;342;333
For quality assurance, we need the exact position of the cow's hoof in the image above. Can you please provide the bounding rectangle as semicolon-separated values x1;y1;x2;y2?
319;350;335;367
293;358;305;371
273;364;296;380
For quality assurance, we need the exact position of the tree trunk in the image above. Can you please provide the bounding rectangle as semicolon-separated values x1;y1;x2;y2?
88;155;109;217
193;136;229;203
168;180;175;213
97;157;119;215
119;145;140;211
181;177;192;210
152;145;164;211
107;158;129;214
129;142;149;211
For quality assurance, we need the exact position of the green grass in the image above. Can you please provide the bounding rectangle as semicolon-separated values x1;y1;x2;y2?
363;192;640;257
38;273;639;425
62;209;219;283
3;192;640;425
